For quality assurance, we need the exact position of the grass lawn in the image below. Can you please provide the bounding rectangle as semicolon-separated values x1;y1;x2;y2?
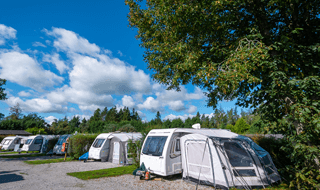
24;157;74;165
0;151;39;155
67;165;136;180
0;153;46;158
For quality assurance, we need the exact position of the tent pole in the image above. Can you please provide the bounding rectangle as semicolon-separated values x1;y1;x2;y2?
195;138;209;190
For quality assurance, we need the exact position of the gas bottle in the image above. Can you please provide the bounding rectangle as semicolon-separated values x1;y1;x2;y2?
145;170;150;180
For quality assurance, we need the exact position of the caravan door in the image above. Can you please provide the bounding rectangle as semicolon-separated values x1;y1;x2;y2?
31;137;43;151
112;142;120;164
141;136;168;175
184;140;213;183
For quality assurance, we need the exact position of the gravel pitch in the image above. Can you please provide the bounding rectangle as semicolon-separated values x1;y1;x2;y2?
0;156;213;190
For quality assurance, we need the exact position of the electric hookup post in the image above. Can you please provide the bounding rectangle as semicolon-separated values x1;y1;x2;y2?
62;137;69;161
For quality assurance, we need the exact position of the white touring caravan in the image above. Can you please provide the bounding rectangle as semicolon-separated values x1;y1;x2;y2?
53;134;72;155
0;136;27;150
21;135;57;152
88;132;142;164
140;125;280;189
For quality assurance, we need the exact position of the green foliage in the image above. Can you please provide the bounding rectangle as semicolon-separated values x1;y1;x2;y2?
0;78;6;100
126;1;320;187
127;139;142;168
25;127;47;135
233;118;250;134
68;134;97;159
67;165;136;180
118;124;136;132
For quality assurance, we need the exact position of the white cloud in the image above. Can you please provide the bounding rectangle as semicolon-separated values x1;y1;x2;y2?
6;96;68;113
18;91;32;97
167;100;186;112
46;85;114;112
0;51;64;91
43;53;69;74
45;40;51;45
122;95;135;108
187;105;197;114
0;24;16;45
32;42;46;47
117;50;123;56
45;116;57;124
163;114;196;122
137;97;162;112
68;54;151;95
45;27;100;55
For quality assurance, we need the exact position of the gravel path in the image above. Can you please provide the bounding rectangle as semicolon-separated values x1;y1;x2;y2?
0;156;213;190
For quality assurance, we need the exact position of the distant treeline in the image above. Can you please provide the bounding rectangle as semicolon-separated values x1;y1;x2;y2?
0;104;266;135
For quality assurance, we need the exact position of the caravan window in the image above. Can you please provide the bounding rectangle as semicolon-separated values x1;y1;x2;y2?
224;142;253;167
92;139;105;148
3;140;11;145
142;136;168;156
14;138;20;144
25;139;33;144
34;139;43;144
57;136;68;145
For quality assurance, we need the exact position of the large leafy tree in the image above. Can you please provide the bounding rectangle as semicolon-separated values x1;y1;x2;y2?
126;0;320;187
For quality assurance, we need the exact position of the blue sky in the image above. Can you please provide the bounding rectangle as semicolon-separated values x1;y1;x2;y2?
0;0;238;124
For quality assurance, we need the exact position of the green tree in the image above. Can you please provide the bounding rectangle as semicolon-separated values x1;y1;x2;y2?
155;111;162;125
0;79;7;100
233;118;250;134
126;1;320;187
69;116;80;134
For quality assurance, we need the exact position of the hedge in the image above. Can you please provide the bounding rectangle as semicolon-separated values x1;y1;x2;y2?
68;134;98;159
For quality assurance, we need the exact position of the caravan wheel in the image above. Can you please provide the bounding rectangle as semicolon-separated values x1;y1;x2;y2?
84;160;87;163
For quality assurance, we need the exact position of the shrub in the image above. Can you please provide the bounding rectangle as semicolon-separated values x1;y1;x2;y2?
102;124;118;133
127;139;142;168
68;134;98;159
249;134;293;183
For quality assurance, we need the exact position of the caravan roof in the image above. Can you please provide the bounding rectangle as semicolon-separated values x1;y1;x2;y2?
148;128;238;138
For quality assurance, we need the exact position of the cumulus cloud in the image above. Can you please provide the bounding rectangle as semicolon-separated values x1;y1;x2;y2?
163;114;196;122
45;116;57;124
187;105;197;114
32;42;46;47
45;27;100;55
137;97;162;112
167;100;186;112
122;95;135;108
6;96;68;113
18;91;32;97
46;85;114;112
0;24;16;45
68;54;151;95
43;53;69;74
0;51;64;91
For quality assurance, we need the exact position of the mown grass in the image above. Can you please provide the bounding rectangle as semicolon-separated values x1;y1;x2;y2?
0;151;39;155
24;157;74;165
0;153;46;158
67;165;136;180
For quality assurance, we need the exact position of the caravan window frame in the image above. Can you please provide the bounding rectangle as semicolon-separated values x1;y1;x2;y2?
223;141;257;177
142;136;168;156
25;139;33;145
34;139;43;144
3;140;11;145
92;139;105;148
169;137;181;158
